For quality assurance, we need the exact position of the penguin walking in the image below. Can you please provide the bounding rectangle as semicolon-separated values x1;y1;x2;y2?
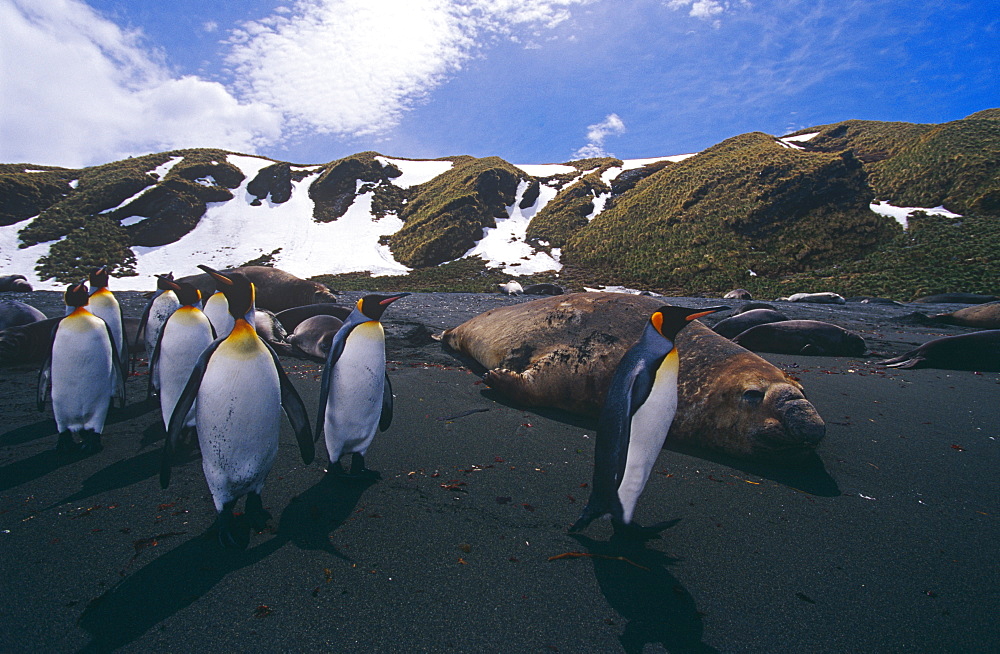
160;267;312;548
37;282;124;454
134;273;181;384
148;279;214;442
88;266;128;401
569;304;727;538
316;293;409;480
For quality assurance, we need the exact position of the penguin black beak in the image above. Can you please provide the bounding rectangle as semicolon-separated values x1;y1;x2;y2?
685;306;730;321
379;292;411;306
155;274;182;293
198;264;234;286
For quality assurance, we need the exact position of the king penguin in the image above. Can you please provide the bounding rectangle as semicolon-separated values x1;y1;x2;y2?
569;304;728;538
37;282;124;455
160;267;312;548
316;293;409;480
148;279;214;442
134;273;181;379
200;265;236;339
88;266;128;369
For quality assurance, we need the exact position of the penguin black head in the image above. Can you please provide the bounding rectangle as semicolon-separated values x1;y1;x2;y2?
357;293;410;321
158;276;201;307
199;265;253;320
89;265;109;289
651;305;730;340
155;272;175;290
64;281;90;308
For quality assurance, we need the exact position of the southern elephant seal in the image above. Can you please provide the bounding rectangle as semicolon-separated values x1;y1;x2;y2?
523;283;564;296
878;330;1000;371
732;320;867;356
928;302;1000;329
175;266;336;313
0;300;46;329
438;293;826;462
912;292;999;304
778;292;846;305
275;303;352;332
712;309;789;339
288;315;344;360
723;289;752;300
0;274;33;292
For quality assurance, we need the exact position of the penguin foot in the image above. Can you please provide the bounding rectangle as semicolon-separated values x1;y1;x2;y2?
55;432;78;455
212;506;246;550
349;453;381;479
244;493;272;531
611;519;675;541
78;431;103;456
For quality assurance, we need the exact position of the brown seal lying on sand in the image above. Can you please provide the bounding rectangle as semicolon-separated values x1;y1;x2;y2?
929;302;1000;329
176;266;336;312
438;293;826;462
878;330;1000;371
732;320;867;356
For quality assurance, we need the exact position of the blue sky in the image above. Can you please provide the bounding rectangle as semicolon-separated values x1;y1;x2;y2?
2;0;998;168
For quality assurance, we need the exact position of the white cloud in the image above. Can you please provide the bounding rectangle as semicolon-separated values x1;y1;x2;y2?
665;0;747;27
0;0;282;167
573;113;625;159
225;0;596;140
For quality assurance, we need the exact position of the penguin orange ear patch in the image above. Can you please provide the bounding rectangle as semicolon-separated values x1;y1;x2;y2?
650;311;664;334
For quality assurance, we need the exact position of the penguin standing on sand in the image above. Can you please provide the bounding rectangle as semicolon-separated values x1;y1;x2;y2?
134;273;181;376
88;266;128;369
316;293;409;480
38;282;124;454
160;267;312;548
570;304;727;538
148;279;214;440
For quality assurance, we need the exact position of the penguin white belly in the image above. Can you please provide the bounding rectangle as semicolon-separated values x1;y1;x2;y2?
88;291;123;358
197;339;280;511
51;314;115;434
159;309;214;429
617;352;680;524
146;292;180;361
204;293;234;338
324;322;386;461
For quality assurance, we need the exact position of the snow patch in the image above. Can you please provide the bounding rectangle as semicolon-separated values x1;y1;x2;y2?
870;201;962;229
376;157;453;188
0;216;62;291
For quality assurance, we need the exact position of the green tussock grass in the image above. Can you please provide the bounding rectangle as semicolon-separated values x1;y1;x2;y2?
389;157;525;267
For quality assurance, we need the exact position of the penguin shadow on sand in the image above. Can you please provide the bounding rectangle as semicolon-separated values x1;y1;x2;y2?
274;473;376;557
0;418;67;492
568;530;719;654
77;531;284;653
77;474;373;652
42;447;163;511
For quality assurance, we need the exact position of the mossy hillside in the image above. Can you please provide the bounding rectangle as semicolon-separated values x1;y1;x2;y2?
307;151;402;222
389;157;525;267
16;149;247;281
312;256;562;293
741;210;1000;301
867;116;1000;215
524;159;621;249
562;132;897;292
787;119;933;164
0;165;78;226
35;215;138;284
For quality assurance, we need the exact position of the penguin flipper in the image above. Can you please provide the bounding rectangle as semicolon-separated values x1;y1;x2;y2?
147;318;169;400
379;372;393;432
264;340;314;465
35;320;58;412
314;318;356;443
161;339;221;489
104;321;126;408
36;356;52;412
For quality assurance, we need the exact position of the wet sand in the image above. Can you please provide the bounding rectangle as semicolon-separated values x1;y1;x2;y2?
1;291;998;652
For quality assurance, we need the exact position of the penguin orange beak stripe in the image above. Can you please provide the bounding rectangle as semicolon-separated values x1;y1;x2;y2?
198;265;234;286
685;306;729;321
379;293;410;305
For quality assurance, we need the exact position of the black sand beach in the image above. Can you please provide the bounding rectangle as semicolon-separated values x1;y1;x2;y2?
1;291;997;653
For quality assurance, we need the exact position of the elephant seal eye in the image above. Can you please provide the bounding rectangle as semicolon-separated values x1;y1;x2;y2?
742;389;765;405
